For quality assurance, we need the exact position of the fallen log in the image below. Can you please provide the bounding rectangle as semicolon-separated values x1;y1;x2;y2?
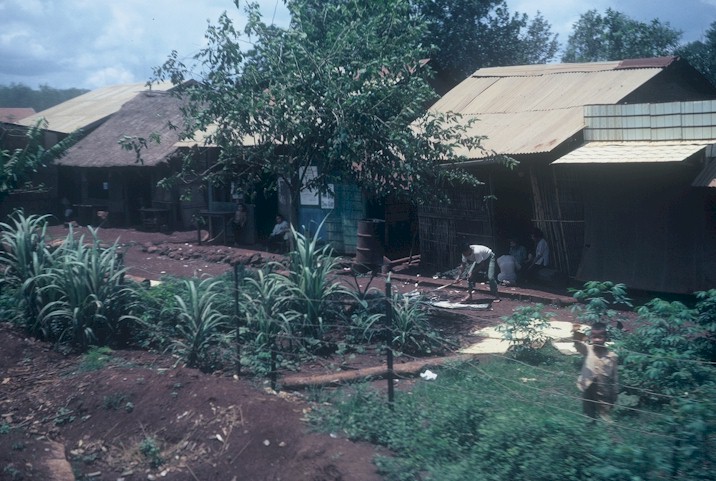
280;354;477;390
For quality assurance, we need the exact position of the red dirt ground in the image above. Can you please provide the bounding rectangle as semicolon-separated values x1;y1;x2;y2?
0;225;578;481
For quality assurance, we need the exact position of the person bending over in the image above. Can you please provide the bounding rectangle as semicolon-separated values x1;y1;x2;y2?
455;244;499;302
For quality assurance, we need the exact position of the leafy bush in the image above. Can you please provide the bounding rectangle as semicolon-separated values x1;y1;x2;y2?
570;281;632;329
130;277;186;350
694;289;716;362
617;298;715;403
497;303;554;361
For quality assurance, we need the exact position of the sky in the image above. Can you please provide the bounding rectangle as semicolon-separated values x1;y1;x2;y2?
0;0;714;91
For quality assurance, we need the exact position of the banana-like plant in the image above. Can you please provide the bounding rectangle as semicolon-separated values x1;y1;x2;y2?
170;278;229;369
39;228;132;349
285;219;353;342
0;212;57;336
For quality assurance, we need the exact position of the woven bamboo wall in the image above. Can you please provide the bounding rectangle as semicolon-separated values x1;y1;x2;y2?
529;165;585;277
418;185;494;270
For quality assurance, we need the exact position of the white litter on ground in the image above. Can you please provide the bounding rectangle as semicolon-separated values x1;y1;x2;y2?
430;300;492;310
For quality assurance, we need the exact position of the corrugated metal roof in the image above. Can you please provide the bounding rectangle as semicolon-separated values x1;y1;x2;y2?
453;108;584;157
17;82;174;134
552;141;711;164
471;61;622;77
430;60;670;158
616;56;676;69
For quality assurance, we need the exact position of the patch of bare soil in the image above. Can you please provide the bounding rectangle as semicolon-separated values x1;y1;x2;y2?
0;225;579;481
0;323;386;481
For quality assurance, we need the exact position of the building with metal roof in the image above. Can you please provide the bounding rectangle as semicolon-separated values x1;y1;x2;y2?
421;57;716;293
17;82;174;135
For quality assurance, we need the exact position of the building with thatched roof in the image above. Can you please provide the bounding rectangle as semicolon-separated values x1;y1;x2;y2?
0;82;176;224
56;89;192;228
425;56;716;293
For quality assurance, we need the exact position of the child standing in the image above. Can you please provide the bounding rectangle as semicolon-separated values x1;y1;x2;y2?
572;322;618;422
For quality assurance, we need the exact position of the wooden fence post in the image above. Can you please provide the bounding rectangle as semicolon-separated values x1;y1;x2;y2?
233;263;242;377
385;274;394;409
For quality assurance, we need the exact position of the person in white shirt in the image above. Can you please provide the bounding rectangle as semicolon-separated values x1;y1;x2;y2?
267;214;290;252
497;254;518;286
455;244;499;302
526;228;550;280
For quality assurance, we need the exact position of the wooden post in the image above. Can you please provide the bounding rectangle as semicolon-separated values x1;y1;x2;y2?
117;251;125;284
233;264;242;377
385;274;394;409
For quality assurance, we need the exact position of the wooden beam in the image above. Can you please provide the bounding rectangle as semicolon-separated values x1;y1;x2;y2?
280;354;478;390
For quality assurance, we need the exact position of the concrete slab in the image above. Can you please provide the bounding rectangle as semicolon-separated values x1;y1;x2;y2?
460;320;582;355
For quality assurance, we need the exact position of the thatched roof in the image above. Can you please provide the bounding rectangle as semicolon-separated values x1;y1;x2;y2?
58;90;186;168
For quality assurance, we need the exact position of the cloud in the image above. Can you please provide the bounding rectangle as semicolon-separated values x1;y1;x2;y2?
0;0;712;90
0;0;290;89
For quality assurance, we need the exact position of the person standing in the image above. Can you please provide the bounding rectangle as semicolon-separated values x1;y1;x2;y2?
456;244;499;302
232;203;248;245
573;322;619;422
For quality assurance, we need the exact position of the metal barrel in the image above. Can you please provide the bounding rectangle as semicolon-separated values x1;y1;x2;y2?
354;219;385;272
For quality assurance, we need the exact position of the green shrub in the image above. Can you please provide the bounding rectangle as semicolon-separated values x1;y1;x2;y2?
570;281;632;329
617;298;715;403
138;436;163;468
79;346;113;371
130;277;186;350
694;289;716;362
497;304;554;362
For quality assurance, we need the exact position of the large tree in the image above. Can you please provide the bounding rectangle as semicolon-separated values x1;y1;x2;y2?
562;9;682;63
414;0;558;93
152;0;491;224
677;21;716;87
